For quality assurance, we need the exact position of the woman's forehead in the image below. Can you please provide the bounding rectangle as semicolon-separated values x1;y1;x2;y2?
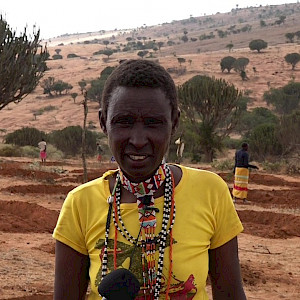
108;86;171;109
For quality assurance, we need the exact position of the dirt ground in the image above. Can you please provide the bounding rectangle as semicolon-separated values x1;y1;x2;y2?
0;158;299;299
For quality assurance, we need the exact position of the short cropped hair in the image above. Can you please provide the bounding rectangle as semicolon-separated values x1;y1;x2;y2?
242;142;248;148
101;59;178;120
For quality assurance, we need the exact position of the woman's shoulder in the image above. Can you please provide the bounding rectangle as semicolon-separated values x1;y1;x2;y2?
175;164;228;190
70;169;118;195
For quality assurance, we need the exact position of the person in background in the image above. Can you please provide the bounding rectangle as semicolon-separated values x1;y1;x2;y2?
53;59;246;300
38;138;47;163
175;137;185;164
96;141;104;162
232;142;259;203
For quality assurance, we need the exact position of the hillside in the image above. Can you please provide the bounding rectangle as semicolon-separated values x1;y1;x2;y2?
1;2;300;140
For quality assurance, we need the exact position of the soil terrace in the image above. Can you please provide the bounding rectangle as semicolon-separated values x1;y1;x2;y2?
0;159;299;299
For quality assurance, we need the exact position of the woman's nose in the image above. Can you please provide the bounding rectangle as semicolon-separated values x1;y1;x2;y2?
128;123;148;148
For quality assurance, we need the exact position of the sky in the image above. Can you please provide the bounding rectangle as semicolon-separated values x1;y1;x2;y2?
0;1;298;39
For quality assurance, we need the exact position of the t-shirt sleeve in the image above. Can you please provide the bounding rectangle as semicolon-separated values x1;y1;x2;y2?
53;191;88;255
210;182;244;249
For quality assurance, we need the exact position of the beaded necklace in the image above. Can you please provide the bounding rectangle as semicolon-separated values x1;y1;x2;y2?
101;163;176;300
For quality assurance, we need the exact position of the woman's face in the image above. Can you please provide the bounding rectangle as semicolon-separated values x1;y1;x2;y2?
101;86;178;182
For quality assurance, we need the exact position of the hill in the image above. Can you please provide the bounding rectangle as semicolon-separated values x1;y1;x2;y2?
1;2;300;140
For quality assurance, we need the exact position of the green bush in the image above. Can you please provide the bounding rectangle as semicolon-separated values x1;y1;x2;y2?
220;56;236;73
48;126;98;156
52;54;63;60
21;145;40;158
249;39;268;52
262;160;284;173
0;144;22;157
33;105;57;116
247;123;282;161
223;137;242;149
44;144;64;160
87;66;116;102
5;127;46;147
236;107;278;132
212;159;234;171
264;81;300;115
285;159;300;175
67;53;79;58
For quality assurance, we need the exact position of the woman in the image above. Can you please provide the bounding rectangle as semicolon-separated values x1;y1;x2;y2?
53;59;246;299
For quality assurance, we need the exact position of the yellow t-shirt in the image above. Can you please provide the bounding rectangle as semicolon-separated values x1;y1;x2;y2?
53;165;243;299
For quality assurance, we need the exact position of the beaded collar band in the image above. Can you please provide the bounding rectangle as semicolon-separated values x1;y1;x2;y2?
119;163;167;229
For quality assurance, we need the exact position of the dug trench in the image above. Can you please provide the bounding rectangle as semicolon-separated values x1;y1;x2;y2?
0;160;299;299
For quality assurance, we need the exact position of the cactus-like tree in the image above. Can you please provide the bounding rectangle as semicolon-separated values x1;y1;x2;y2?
178;75;243;162
0;16;48;110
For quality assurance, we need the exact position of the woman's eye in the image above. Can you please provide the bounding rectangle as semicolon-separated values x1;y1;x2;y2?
116;117;134;125
144;118;162;125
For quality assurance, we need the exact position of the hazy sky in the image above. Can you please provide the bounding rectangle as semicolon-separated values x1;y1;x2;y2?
1;1;298;39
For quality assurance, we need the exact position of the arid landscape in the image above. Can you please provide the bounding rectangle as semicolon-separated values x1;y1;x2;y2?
0;2;299;299
0;159;299;299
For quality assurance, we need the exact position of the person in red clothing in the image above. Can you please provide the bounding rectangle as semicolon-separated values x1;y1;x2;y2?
38;138;47;163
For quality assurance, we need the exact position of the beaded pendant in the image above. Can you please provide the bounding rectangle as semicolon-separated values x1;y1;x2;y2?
101;164;176;300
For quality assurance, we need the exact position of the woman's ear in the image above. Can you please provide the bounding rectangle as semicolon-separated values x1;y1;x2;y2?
99;109;107;135
171;109;180;136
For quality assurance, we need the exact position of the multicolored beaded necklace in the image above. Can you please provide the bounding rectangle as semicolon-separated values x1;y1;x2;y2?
101;162;176;300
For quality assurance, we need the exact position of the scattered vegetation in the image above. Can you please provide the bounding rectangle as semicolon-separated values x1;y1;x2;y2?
220;56;236;73
40;77;73;96
86;66;116;102
263;81;300;115
178;75;243;162
284;53;300;70
249;39;268;52
0;15;48;110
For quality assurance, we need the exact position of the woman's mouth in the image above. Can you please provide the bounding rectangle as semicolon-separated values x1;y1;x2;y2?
129;155;147;161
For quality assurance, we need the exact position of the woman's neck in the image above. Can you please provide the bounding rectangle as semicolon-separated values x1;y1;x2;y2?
108;164;182;203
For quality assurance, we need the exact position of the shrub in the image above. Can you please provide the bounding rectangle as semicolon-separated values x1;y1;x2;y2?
5;127;46;147
222;137;243;149
33;105;57;117
211;159;234;171
233;57;249;72
236;107;278;132
249;39;268;52
67;53;79;58
52;54;63;60
220;56;236;73
247;123;282;161
87;66;116;102
284;53;300;70
285;159;300;175
177;57;186;66
0;144;22;157
262;160;284;173
44;144;64;160
48;126;98;156
263;81;300;114
20;145;40;158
